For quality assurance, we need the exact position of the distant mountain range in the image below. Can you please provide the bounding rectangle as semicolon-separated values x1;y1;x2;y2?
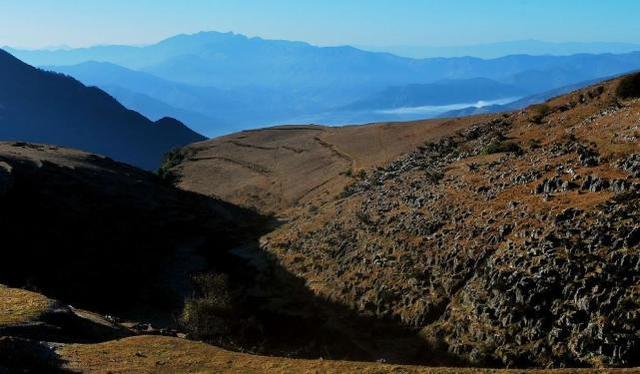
7;32;640;135
41;61;318;135
0;49;204;170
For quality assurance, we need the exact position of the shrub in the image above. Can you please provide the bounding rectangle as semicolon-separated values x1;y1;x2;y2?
529;104;551;124
338;185;357;199
528;139;542;149
157;147;189;182
482;141;523;156
181;273;234;340
616;72;640;99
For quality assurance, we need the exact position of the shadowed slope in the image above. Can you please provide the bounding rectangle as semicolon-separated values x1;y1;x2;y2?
0;141;257;314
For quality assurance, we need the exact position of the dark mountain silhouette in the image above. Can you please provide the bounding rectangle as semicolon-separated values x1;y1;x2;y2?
0;49;205;169
96;84;221;135
43;61;318;136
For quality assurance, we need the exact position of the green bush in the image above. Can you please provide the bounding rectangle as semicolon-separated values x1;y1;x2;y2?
157;148;189;182
181;273;234;340
481;141;523;156
528;139;542;149
617;72;640;99
529;104;551;124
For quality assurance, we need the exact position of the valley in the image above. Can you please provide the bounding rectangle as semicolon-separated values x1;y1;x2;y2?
2;69;640;371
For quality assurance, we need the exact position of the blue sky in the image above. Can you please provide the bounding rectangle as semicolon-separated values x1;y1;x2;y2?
2;0;640;48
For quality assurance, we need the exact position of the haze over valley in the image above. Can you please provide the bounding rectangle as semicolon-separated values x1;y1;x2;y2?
7;32;640;137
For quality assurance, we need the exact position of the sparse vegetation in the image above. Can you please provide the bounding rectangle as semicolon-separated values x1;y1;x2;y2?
616;72;640;99
529;104;551;124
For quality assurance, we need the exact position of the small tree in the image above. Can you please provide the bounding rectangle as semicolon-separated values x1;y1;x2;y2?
157;148;189;182
617;72;640;99
182;273;233;340
529;104;551;124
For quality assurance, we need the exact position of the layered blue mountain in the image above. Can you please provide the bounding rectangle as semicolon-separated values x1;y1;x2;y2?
8;32;640;134
42;61;318;136
0;49;205;170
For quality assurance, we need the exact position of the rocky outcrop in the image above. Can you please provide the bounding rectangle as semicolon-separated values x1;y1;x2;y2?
619;154;640;178
0;162;12;196
427;195;640;367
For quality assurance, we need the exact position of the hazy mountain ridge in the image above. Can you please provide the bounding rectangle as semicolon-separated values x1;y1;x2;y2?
10;32;640;135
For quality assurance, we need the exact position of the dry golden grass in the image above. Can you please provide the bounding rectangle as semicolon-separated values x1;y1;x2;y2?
58;335;639;374
0;284;53;326
172;117;487;217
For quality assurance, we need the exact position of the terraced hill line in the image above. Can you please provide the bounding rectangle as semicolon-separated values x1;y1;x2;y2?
169;118;480;216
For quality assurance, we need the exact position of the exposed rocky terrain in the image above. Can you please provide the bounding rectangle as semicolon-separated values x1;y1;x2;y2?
259;75;640;368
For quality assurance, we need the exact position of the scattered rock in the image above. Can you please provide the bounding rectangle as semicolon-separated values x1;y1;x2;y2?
0;161;13;196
